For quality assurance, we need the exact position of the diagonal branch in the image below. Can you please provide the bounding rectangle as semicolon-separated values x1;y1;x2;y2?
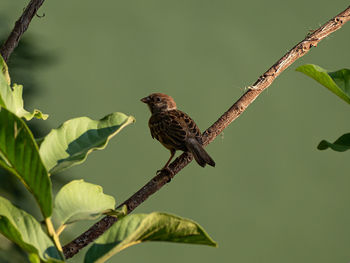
63;5;350;259
0;0;46;62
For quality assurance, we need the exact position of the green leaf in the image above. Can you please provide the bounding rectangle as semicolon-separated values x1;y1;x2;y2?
318;133;350;152
84;212;217;263
0;196;62;262
53;179;115;226
0;108;52;218
0;55;48;120
103;204;128;218
39;112;135;174
0;54;10;86
296;64;350;104
28;253;41;263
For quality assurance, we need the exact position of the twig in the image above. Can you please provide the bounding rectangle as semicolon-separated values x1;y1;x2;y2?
45;218;64;260
63;5;350;259
0;0;46;62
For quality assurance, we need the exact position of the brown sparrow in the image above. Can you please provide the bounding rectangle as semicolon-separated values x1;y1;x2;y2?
141;93;215;171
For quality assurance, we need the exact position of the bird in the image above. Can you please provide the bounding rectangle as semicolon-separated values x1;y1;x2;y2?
141;93;215;172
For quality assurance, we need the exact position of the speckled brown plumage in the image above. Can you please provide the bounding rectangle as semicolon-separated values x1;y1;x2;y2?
141;93;215;170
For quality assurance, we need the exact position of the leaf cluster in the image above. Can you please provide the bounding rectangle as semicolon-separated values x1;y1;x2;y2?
0;56;216;262
296;64;350;152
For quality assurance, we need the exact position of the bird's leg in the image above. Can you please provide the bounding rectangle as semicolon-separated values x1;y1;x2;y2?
162;149;176;170
156;149;176;178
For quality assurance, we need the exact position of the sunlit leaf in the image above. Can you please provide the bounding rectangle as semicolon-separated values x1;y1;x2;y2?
0;108;52;217
53;180;115;226
0;196;62;262
0;54;10;86
39;112;135;174
296;64;350;104
28;253;41;263
0;55;48;120
85;212;217;263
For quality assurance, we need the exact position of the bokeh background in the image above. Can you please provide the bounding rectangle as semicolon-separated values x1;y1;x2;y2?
1;0;350;262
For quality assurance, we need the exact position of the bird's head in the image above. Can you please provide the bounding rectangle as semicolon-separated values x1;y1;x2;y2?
141;93;177;114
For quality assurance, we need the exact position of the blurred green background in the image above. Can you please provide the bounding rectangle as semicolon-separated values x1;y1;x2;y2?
1;0;350;262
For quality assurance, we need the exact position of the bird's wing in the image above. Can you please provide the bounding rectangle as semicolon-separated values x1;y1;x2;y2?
149;110;202;150
176;110;202;140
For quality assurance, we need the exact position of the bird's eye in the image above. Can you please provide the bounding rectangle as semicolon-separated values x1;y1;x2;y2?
156;97;161;102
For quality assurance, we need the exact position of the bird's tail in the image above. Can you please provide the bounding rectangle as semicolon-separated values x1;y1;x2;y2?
186;138;215;167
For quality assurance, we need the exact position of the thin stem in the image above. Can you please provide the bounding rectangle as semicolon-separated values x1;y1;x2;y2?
0;0;46;62
45;218;64;260
56;224;67;237
63;5;350;259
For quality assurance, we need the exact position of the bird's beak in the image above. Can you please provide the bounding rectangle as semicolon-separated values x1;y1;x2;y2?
141;96;150;103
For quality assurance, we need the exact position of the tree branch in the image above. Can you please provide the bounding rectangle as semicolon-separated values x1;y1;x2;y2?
0;0;46;62
63;5;350;259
